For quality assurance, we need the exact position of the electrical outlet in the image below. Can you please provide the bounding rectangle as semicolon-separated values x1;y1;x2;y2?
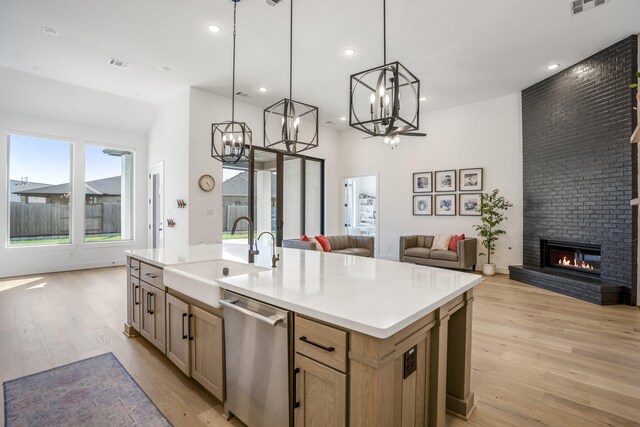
403;345;417;379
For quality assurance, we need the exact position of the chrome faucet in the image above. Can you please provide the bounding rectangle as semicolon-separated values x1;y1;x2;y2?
231;216;259;263
258;231;280;268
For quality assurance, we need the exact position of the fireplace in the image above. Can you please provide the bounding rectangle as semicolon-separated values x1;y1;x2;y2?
540;240;601;277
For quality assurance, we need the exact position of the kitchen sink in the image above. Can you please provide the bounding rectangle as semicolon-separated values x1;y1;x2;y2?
163;260;269;308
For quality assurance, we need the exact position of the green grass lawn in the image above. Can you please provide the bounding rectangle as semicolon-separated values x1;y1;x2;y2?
10;235;122;245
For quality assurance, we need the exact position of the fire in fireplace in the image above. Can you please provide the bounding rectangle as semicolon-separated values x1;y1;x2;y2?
540;240;601;276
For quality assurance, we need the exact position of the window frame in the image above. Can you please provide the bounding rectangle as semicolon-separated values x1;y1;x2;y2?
6;130;75;248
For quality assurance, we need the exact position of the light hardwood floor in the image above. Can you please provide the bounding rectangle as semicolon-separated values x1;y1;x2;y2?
0;267;639;426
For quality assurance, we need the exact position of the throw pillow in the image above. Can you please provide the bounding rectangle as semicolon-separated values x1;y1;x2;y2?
314;235;332;252
448;234;465;251
431;234;452;250
307;237;324;252
300;234;310;241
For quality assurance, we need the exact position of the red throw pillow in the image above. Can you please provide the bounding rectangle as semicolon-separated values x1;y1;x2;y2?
448;234;465;251
300;234;310;241
314;235;331;252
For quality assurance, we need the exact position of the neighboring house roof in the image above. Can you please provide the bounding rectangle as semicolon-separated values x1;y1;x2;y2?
9;180;50;202
223;171;276;196
13;176;121;197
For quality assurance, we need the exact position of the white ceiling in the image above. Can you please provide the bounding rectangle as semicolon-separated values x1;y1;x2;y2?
0;0;639;132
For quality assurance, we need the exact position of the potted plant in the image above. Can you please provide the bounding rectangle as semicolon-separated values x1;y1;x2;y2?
473;189;513;276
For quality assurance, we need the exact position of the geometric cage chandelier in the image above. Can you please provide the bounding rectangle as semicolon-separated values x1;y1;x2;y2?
264;0;319;154
349;0;425;149
211;0;253;164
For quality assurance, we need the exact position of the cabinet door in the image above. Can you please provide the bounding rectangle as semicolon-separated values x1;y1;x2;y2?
295;353;346;427
130;276;141;332
191;305;224;401
166;294;190;375
140;281;166;354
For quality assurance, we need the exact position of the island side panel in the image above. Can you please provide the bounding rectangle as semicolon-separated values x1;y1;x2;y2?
349;310;437;426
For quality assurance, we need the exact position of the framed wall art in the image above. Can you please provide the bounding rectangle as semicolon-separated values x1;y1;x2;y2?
413;172;433;193
459;193;481;216
435;194;456;216
435;170;456;192
459;168;483;191
413;195;432;216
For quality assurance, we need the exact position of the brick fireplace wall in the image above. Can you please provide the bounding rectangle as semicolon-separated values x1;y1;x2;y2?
521;36;638;303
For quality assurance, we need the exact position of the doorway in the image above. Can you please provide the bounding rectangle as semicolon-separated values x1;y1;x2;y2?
249;147;324;247
344;175;377;241
148;162;164;249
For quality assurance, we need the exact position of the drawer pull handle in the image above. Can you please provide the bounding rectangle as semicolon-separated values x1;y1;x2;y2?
147;292;154;315
145;272;158;279
134;285;139;305
299;336;335;352
129;265;139;270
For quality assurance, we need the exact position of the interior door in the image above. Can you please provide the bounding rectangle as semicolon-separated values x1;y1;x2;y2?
148;162;164;248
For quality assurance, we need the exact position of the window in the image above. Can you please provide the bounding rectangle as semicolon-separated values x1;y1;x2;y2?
8;134;72;246
222;164;251;240
84;145;134;242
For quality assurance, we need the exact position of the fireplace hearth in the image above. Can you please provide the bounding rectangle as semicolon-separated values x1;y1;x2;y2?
541;240;601;277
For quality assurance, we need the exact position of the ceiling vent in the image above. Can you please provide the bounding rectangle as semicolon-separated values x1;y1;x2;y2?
108;58;130;69
235;91;250;97
570;0;609;15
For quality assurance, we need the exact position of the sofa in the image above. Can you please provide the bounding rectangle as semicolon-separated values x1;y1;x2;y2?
399;235;477;270
283;235;375;258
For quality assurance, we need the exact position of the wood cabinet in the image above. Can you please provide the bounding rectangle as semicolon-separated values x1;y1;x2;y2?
294;315;347;427
165;293;224;402
140;280;166;353
295;353;346;427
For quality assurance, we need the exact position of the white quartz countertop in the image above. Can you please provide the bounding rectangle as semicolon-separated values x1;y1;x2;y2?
126;243;483;339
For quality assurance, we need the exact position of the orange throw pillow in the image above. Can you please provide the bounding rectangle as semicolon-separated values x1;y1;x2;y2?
448;234;465;251
300;234;310;241
314;235;331;252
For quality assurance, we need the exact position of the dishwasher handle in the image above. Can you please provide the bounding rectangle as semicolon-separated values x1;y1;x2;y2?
220;298;286;326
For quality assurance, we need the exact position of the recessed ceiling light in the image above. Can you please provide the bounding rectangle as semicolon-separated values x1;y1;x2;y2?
419;97;428;102
158;66;171;72
344;48;356;56
258;87;267;92
547;63;560;70
340;117;347;121
208;24;221;33
41;27;58;36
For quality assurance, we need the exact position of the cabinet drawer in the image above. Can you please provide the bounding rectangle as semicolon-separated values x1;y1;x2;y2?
128;258;141;278
295;315;347;373
140;262;164;289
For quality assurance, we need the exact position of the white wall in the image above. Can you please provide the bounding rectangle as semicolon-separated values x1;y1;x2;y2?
148;88;191;248
0;109;149;278
338;94;523;273
185;87;341;245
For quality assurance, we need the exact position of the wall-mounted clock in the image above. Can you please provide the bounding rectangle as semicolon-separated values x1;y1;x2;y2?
198;174;215;192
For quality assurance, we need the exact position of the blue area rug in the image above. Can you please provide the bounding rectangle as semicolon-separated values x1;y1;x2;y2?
4;353;172;426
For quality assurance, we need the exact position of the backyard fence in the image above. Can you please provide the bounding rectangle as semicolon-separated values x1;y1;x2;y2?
10;202;120;238
223;205;249;233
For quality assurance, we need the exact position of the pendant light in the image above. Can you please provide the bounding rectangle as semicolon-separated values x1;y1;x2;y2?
211;0;252;164
349;0;425;148
263;0;318;154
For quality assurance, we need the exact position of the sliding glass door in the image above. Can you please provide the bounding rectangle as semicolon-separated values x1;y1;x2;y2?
249;147;324;247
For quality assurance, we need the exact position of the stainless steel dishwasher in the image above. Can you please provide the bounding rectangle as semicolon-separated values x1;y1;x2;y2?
220;290;292;427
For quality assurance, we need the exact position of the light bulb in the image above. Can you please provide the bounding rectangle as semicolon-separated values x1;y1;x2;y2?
384;94;389;106
294;116;300;128
370;92;376;104
238;135;243;143
378;83;385;97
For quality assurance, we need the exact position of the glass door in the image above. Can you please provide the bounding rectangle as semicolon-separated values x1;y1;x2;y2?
248;148;324;248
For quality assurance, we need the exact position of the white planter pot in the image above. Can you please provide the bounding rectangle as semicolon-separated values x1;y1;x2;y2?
482;263;496;276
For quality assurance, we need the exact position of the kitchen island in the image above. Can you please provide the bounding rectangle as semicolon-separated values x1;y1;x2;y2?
124;243;482;427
